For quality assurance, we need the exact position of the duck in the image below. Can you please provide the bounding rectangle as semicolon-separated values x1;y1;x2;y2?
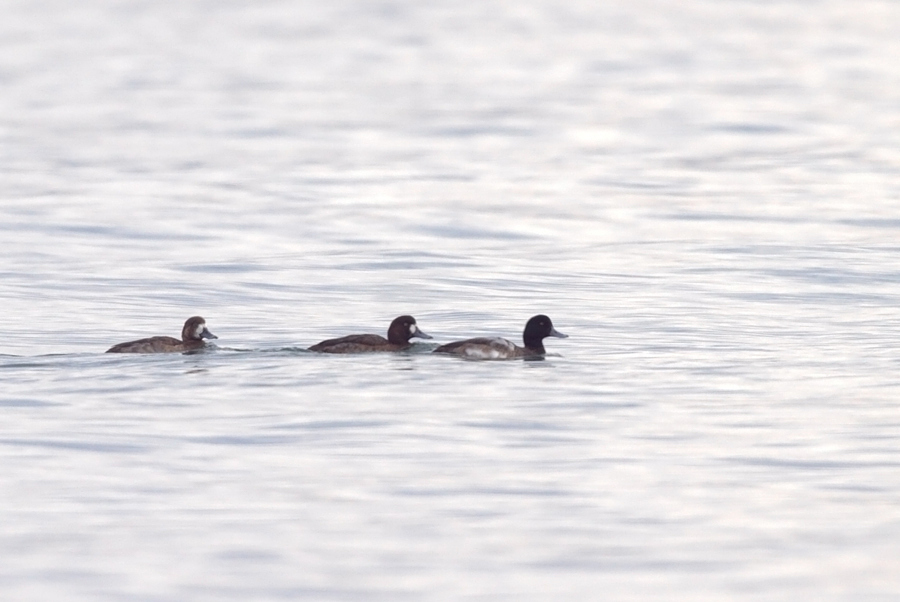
308;315;432;353
433;314;567;359
106;316;218;353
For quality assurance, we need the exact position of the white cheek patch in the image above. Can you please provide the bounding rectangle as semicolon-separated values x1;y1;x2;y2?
195;324;206;337
409;324;418;334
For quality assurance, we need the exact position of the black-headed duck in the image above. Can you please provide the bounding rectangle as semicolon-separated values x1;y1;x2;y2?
433;314;567;359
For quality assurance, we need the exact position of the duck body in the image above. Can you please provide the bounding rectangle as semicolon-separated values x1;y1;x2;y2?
433;314;567;360
432;336;531;359
309;315;431;354
308;333;406;354
106;316;218;354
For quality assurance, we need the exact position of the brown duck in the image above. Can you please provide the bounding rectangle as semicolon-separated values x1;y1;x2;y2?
106;316;218;353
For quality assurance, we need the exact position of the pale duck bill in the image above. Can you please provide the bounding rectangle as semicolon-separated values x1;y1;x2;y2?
200;327;218;340
410;324;433;340
549;326;568;338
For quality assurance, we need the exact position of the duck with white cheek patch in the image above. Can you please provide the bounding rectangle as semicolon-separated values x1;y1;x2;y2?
433;314;568;359
106;316;218;354
308;315;432;353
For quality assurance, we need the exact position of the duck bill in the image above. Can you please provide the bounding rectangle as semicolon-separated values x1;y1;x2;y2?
412;329;433;340
201;328;218;340
549;327;568;339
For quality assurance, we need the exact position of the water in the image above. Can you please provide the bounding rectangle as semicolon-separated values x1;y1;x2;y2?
2;1;900;600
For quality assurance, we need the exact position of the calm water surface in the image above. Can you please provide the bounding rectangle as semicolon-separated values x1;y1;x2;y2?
2;1;900;600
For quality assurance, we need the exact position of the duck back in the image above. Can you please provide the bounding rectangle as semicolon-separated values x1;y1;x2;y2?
308;334;397;354
107;336;187;354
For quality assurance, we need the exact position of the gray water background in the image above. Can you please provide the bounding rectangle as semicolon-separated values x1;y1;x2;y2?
2;1;900;600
